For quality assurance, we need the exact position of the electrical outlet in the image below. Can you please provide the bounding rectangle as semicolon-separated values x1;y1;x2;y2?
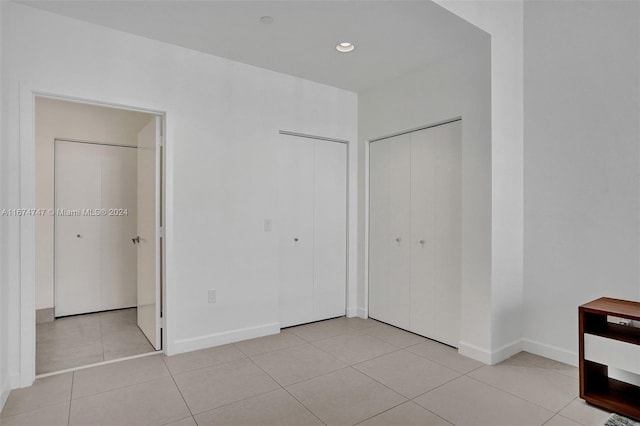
208;289;216;304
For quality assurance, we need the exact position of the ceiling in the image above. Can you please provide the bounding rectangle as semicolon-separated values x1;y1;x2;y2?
18;0;488;92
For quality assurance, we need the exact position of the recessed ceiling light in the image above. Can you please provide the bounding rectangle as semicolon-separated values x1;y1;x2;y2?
336;42;355;53
260;16;274;24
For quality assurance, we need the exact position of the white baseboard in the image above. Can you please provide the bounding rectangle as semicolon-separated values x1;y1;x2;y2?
458;341;492;365
169;322;280;356
490;339;523;365
522;338;578;366
347;307;367;319
457;339;522;365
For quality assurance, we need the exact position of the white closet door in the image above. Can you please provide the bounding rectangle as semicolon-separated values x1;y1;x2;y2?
313;141;347;320
409;128;437;339
55;141;102;316
101;145;137;311
368;139;391;322
369;134;411;329
432;121;462;346
278;136;314;327
386;134;412;330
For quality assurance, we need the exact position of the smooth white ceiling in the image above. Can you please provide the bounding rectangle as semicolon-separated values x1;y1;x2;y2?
18;0;488;92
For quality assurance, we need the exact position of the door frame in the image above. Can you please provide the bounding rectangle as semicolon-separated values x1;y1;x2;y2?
18;83;171;387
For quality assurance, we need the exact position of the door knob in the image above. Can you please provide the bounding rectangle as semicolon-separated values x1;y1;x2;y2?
395;237;401;243
419;239;425;245
132;236;140;244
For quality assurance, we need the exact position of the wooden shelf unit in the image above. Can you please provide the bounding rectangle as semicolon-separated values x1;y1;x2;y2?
579;297;640;420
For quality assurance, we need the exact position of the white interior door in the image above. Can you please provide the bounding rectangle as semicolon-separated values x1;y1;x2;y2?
409;128;438;339
313;140;347;320
101;145;138;310
368;139;391;322
54;141;102;316
136;117;161;350
386;134;412;330
432;121;462;346
278;135;314;327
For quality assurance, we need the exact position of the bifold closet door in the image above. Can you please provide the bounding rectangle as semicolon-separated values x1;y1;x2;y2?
410;122;461;347
369;134;411;330
278;137;315;327
369;120;461;347
55;142;103;316
55;141;137;317
278;135;347;328
313;141;347;320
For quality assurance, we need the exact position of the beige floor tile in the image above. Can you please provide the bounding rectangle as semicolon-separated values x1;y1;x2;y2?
544;414;583;425
286;367;406;426
1;373;72;418
162;343;246;375
36;317;102;346
69;376;189;426
173;358;279;414
162;416;197;426
362;323;427;348
36;340;104;374
194;389;323;426
288;319;354;342
72;354;170;398
557;398;612;426
414;376;554;426
251;343;346;386
102;327;156;361
0;402;69;426
354;350;460;398
312;333;398;365
506;352;578;379
234;330;305;357
406;340;484;373
357;401;452;426
332;317;380;330
469;363;578;412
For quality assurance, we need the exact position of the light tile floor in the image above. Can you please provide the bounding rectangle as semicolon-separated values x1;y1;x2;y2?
3;317;614;426
36;308;155;374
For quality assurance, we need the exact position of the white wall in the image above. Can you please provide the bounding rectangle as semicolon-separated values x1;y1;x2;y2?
2;2;357;387
35;97;153;310
359;40;492;360
0;0;10;412
523;0;640;365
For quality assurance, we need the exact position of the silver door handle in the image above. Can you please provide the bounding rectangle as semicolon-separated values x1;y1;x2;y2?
132;236;140;244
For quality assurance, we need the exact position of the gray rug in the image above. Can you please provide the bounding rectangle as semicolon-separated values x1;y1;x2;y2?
605;414;640;426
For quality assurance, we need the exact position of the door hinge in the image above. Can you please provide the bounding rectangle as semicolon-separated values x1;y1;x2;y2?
159;227;165;238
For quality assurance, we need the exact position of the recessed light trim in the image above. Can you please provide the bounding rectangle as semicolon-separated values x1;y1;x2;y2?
260;16;274;24
336;42;355;53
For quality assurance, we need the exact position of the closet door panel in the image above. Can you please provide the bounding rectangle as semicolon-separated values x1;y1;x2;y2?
278;136;315;327
100;145;138;311
54;141;102;317
386;134;412;330
313;141;347;320
368;140;391;322
433;122;462;346
409;129;437;338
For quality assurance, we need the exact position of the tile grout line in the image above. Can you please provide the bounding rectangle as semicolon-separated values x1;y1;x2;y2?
245;352;328;426
67;371;74;426
165;359;196;421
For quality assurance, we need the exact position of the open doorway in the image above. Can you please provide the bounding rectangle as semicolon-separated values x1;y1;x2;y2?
34;97;164;375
